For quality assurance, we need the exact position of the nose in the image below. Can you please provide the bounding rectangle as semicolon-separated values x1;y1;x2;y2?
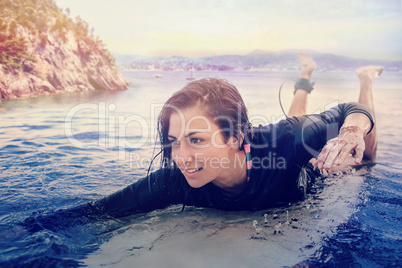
174;143;194;167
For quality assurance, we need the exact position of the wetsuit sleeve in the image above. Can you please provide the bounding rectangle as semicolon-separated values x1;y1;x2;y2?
22;168;185;232
287;102;375;167
94;168;185;217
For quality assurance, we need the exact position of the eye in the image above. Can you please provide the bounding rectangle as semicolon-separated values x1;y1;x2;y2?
168;139;180;146
189;138;203;144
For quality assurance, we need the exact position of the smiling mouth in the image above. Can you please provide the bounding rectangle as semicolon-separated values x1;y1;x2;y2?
185;167;203;174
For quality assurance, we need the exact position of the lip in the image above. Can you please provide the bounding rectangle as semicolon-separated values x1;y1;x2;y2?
183;167;203;176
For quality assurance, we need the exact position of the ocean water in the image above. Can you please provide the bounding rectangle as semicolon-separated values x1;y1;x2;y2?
0;70;401;267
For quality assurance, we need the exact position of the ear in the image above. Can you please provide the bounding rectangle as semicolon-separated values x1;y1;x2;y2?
226;136;238;148
227;132;244;150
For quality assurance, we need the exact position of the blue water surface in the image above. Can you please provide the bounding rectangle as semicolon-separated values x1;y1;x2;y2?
0;71;401;267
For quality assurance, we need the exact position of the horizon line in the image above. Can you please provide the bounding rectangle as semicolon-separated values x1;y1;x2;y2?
111;49;402;63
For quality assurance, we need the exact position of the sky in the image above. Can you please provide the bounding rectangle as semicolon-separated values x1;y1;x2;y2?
55;0;402;60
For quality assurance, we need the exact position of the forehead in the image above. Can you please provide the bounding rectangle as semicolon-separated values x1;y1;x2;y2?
168;106;217;136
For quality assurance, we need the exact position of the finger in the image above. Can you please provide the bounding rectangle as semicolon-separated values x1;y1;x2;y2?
337;143;357;165
316;142;334;169
333;155;342;166
310;158;318;169
354;145;365;164
322;147;339;169
331;140;348;166
323;141;347;169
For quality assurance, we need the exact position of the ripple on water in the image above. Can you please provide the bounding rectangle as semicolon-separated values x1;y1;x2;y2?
43;120;66;124
21;161;53;168
71;156;93;162
73;132;101;140
1;144;20;150
2;144;41;156
46;135;70;141
56;145;105;153
35;152;67;159
22;124;53;130
109;147;142;152
42;142;60;146
45;171;74;181
65;164;86;169
21;141;45;148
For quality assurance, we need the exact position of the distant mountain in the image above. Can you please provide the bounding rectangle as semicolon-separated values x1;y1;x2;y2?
112;53;149;66
117;50;402;72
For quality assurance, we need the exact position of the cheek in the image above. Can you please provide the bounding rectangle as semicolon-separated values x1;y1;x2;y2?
203;149;231;167
171;148;180;162
210;132;227;148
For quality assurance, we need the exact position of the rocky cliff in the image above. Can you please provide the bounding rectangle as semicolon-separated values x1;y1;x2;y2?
0;0;129;102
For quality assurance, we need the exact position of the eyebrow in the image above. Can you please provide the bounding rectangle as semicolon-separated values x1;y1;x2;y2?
168;132;201;140
185;132;200;138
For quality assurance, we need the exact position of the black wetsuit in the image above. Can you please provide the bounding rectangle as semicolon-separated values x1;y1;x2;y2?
93;102;374;217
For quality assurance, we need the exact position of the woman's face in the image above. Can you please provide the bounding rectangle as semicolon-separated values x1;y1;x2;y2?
167;105;238;188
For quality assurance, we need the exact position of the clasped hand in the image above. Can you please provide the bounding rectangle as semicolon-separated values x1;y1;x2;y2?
312;126;366;171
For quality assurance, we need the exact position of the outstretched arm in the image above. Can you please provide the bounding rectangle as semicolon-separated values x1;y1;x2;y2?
22;168;186;232
287;102;375;170
311;112;371;170
94;168;185;217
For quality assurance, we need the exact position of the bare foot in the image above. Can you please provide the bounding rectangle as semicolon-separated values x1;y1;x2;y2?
356;66;384;81
297;53;316;79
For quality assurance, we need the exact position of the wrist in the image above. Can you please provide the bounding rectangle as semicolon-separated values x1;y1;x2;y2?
343;112;372;135
339;126;365;137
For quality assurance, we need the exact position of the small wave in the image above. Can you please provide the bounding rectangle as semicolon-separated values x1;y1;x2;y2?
43;120;66;124
57;145;91;151
0;146;34;155
67;164;86;169
35;152;67;159
22;161;52;167
46;136;70;141
1;145;20;150
21;141;45;148
109;147;142;152
22;124;53;130
71;156;93;162
57;145;105;153
73;132;101;140
43;142;62;146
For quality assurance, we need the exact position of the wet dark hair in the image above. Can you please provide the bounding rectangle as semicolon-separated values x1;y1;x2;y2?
156;77;250;169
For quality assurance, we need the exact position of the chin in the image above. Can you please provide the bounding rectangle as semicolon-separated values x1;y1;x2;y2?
184;178;209;189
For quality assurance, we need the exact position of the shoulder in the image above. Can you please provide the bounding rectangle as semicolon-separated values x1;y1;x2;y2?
247;120;297;165
248;120;294;146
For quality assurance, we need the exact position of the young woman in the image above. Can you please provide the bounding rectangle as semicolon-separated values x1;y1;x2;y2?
24;54;382;230
89;53;381;217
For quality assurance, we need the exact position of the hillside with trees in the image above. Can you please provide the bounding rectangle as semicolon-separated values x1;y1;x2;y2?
0;0;129;102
